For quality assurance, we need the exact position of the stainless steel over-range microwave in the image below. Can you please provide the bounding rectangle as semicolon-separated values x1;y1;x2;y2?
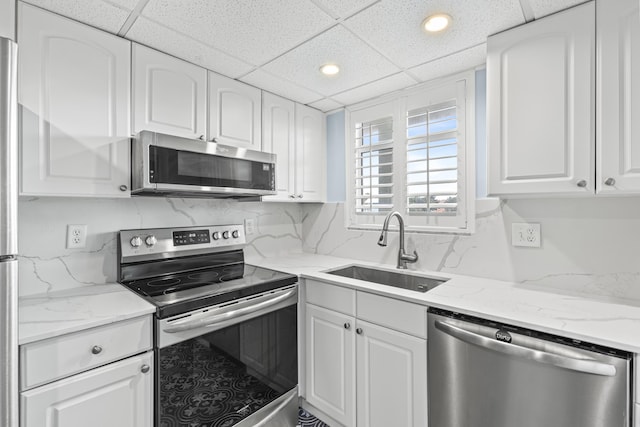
131;131;277;198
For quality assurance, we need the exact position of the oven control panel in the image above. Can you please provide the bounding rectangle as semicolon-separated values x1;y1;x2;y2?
119;224;246;262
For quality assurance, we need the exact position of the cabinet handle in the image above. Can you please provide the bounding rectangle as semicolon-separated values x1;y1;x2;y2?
604;178;616;186
576;180;587;188
119;185;128;192
356;328;363;335
210;137;218;143
288;194;296;199
141;364;150;374
198;135;205;141
297;194;303;199
91;345;103;355
344;323;351;330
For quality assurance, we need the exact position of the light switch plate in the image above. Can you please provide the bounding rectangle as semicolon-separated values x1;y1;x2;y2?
511;223;541;247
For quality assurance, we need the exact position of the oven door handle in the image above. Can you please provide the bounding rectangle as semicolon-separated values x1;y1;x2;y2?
163;287;297;333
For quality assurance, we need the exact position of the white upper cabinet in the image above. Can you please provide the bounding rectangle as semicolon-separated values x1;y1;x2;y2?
487;1;595;197
597;0;640;194
208;72;261;150
18;3;131;197
295;103;326;202
262;92;296;201
132;44;207;140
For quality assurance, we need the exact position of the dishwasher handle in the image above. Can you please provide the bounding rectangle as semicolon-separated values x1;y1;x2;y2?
434;320;617;377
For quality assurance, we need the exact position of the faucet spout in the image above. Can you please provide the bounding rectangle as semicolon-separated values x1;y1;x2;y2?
378;211;419;269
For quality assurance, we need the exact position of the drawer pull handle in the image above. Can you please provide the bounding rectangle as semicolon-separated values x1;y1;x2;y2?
356;328;363;335
604;177;616;186
141;364;150;374
576;180;587;188
344;323;351;330
91;345;103;355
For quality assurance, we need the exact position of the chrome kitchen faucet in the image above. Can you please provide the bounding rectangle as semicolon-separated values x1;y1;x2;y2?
377;211;418;269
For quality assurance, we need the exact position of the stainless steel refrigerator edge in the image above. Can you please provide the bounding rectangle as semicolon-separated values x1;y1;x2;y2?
0;36;18;427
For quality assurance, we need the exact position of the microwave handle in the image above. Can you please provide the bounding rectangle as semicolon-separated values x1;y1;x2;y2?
163;287;297;333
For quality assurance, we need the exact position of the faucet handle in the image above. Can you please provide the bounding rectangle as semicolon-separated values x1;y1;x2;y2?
401;250;419;263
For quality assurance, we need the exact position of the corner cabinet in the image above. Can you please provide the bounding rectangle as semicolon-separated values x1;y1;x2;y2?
597;0;640;194
18;3;131;197
208;72;262;150
487;1;595;196
19;316;153;427
303;280;427;427
132;44;207;140
262;93;327;202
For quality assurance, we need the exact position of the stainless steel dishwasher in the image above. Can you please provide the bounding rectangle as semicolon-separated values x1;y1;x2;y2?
428;308;633;427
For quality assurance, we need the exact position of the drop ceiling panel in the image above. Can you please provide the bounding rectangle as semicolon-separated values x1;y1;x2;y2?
409;44;486;83
240;69;324;105
262;25;400;97
331;72;417;105
312;0;379;19
344;0;524;69
127;17;254;78
22;0;136;33
139;0;336;66
526;0;588;19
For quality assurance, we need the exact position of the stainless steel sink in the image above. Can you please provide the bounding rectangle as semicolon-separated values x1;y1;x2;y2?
324;265;448;293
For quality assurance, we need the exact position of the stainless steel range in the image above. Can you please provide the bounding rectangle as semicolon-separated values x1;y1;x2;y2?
118;225;298;427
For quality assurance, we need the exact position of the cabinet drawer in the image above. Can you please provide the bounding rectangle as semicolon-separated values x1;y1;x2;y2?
357;291;427;338
305;279;355;316
20;315;152;390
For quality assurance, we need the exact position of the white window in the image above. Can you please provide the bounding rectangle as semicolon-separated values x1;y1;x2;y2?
346;71;475;234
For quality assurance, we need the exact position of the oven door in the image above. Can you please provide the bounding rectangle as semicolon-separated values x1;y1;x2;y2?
156;285;298;427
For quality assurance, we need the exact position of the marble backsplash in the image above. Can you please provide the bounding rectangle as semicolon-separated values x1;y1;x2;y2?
301;198;640;301
18;197;304;296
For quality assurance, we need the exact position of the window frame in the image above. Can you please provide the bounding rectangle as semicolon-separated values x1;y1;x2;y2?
344;70;476;234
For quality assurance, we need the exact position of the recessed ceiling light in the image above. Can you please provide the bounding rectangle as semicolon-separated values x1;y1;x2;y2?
320;63;340;76
422;13;452;33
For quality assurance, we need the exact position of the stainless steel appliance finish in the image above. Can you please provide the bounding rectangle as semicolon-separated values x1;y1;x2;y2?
0;36;18;427
131;130;277;198
324;264;447;293
118;225;298;427
428;308;632;427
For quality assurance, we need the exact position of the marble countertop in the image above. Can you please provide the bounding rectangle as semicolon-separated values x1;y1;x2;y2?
248;252;640;354
19;284;155;345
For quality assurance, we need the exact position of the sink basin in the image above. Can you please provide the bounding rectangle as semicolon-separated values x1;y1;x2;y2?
324;265;448;293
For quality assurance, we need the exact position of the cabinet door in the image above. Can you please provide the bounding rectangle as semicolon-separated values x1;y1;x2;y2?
208;72;261;149
132;44;207;140
21;352;153;427
355;320;427;427
262;92;296;201
305;304;356;427
18;3;131;197
597;0;640;194
295;104;326;202
487;1;595;196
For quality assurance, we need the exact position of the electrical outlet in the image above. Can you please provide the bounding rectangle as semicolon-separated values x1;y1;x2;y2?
511;223;541;248
244;218;255;235
66;224;88;249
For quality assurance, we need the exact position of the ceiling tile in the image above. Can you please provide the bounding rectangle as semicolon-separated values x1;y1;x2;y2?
312;0;379;19
308;98;343;112
126;17;254;78
344;0;524;69
331;72;417;106
409;44;486;83
262;25;400;97
240;69;324;105
526;0;588;19
22;0;136;33
139;0;336;66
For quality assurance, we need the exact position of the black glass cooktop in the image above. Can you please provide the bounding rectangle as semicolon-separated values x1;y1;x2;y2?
122;262;297;319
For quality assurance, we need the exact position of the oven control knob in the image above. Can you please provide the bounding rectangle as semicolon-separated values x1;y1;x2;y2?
232;230;239;239
130;236;142;248
145;235;157;247
222;231;230;239
212;231;220;240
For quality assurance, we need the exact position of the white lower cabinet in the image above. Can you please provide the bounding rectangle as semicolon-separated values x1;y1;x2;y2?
21;352;153;427
304;280;427;427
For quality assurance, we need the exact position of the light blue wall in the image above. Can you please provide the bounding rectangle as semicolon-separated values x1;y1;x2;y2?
475;68;487;198
326;110;346;202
